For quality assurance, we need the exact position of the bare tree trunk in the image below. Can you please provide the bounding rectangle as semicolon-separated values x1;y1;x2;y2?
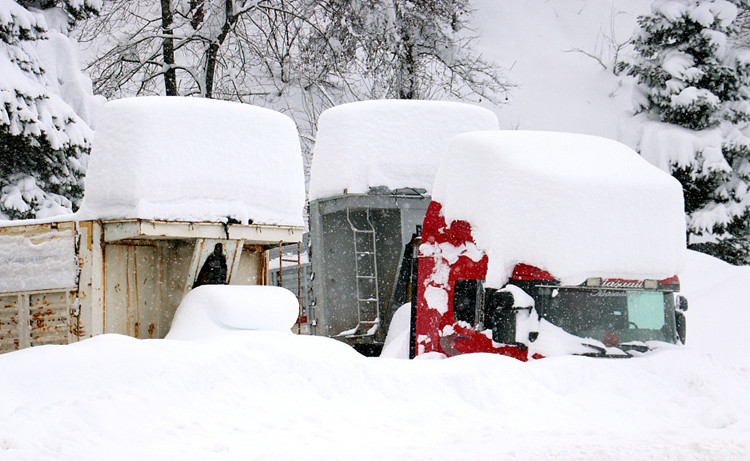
394;2;416;100
399;39;416;99
204;0;237;98
160;0;178;95
205;41;220;98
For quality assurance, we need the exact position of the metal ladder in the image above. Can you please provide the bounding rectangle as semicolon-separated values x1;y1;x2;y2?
347;207;380;336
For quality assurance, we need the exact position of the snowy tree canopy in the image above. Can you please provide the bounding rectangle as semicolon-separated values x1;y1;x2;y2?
303;0;510;103
78;0;316;100
0;0;101;220
622;0;750;264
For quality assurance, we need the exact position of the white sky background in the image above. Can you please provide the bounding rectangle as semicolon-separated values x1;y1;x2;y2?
473;0;653;140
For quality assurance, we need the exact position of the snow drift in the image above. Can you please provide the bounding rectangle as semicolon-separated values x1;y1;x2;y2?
79;97;305;227
308;99;499;200
432;130;687;286
167;285;300;340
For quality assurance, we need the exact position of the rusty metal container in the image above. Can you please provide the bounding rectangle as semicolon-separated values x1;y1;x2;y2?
0;219;303;353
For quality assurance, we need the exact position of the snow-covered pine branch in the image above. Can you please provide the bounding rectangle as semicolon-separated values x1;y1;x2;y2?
0;0;101;220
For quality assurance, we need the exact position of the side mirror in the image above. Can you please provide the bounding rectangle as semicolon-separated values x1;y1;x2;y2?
677;295;688;312
675;310;687;344
486;290;516;344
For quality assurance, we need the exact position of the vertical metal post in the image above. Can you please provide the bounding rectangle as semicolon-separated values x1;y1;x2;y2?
297;241;302;334
278;241;283;287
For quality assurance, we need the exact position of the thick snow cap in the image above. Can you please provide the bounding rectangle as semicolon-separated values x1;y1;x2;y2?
432;130;687;286
79;97;305;226
309;100;499;201
167;285;300;340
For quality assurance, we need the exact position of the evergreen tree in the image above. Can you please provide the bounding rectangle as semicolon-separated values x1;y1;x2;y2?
622;0;750;264
0;0;98;220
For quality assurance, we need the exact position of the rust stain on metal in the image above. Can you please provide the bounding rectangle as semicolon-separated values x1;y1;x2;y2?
79;221;94;250
31;309;55;321
70;320;85;338
102;236;107;334
126;247;132;336
148;323;155;338
134;247;141;338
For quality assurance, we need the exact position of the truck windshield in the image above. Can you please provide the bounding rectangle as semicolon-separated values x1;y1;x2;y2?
537;287;677;345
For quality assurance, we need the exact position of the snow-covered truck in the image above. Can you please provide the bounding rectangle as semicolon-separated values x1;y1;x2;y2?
0;97;305;353
412;130;688;359
307;100;499;354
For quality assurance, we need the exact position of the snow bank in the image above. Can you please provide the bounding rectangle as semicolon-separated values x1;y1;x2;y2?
432;130;687;286
308;100;498;201
167;285;300;340
680;250;750;367
79;97;305;227
0;250;749;460
1;326;749;461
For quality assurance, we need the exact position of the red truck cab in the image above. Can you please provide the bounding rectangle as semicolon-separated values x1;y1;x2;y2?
411;131;688;360
413;202;687;360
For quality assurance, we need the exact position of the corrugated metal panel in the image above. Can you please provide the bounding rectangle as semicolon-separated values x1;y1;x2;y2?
0;289;76;353
0;295;20;352
29;291;71;347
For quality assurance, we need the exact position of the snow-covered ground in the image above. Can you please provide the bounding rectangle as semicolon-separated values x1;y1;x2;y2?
0;250;748;461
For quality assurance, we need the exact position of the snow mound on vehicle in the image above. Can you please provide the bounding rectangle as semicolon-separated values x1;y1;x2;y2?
432;130;687;286
79;96;305;226
167;285;300;340
309;99;499;200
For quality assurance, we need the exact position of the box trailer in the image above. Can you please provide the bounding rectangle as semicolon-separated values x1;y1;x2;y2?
0;96;306;353
0;219;302;353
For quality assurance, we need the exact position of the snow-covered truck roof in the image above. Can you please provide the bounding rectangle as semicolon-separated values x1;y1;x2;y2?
308;99;499;201
432;130;687;287
79;97;305;227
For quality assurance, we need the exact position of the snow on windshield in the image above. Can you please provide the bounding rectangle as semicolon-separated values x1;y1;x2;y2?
78;97;305;227
308;99;498;201
432;130;687;287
